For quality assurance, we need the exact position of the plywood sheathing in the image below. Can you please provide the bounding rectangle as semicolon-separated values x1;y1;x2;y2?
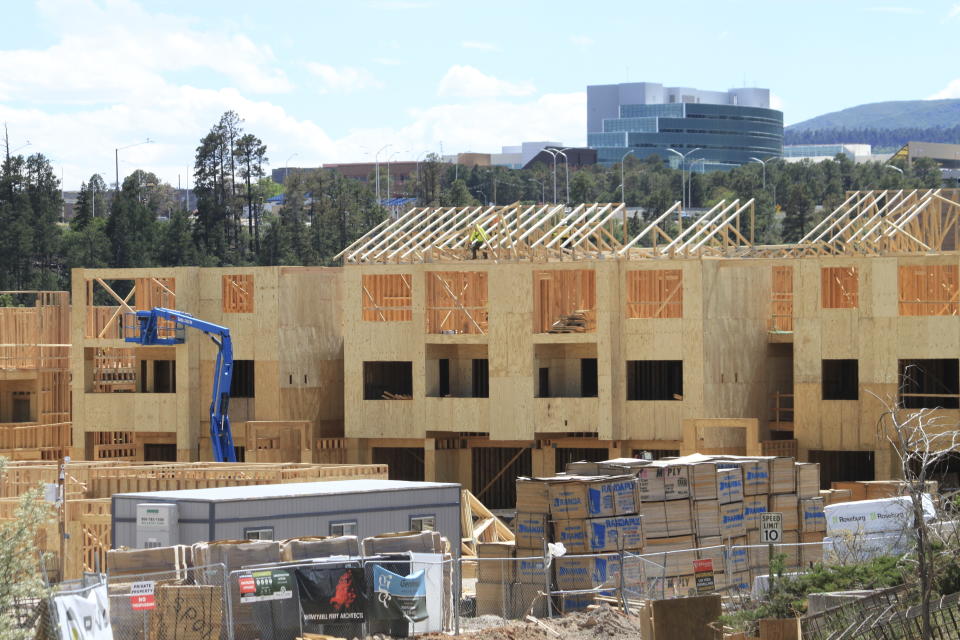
72;267;338;462
425;271;488;335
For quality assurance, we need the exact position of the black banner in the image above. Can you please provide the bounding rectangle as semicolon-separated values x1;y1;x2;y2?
295;566;367;637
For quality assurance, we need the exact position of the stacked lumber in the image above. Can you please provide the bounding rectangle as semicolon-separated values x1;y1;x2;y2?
0;460;388;499
831;479;938;501
381;391;412;399
548;310;591;333
512;472;643;614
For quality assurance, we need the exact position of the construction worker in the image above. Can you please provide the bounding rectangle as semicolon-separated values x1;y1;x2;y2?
469;224;489;259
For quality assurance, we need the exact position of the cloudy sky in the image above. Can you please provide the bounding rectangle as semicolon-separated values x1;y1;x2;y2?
3;0;960;189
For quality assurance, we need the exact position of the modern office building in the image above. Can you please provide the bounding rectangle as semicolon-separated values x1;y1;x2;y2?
783;144;873;163
587;82;783;171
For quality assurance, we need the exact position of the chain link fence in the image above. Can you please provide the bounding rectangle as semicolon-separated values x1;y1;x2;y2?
107;564;230;640
228;554;457;640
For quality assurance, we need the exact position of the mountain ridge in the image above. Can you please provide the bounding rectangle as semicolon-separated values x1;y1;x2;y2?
787;99;960;132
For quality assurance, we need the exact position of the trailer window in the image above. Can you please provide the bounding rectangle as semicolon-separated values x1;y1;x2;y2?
330;521;358;537
410;515;435;532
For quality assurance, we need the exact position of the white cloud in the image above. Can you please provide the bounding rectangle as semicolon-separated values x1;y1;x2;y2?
866;6;921;13
374;57;402;66
306;63;381;93
770;93;785;111
948;3;960;19
2;2;583;190
928;79;960;99
437;65;535;99
462;41;499;51
330;92;586;161
569;35;594;46
5;0;293;99
368;0;431;8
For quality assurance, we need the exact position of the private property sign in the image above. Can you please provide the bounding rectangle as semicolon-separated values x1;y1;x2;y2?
130;581;155;611
761;512;783;543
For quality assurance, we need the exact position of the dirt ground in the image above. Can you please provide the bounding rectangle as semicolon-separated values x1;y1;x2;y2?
416;604;646;640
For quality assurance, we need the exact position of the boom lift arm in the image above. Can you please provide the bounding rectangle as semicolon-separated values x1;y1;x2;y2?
126;307;237;462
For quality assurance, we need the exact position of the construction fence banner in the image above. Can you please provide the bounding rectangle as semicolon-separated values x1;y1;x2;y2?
227;553;456;640
52;579;111;640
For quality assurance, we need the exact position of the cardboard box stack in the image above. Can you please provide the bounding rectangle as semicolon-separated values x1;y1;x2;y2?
511;466;647;613
508;452;824;605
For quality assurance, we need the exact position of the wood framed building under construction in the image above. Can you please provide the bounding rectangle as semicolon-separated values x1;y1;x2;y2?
5;189;958;508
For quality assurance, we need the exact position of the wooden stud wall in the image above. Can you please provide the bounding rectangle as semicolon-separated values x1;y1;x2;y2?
425;271;488;335
626;269;683;319
898;265;959;316
532;269;596;333
362;273;413;322
769;266;794;332
90;347;137;392
821;267;858;309
222;274;255;313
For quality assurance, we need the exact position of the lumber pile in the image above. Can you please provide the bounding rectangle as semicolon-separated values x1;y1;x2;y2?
462;489;515;557
548;310;591;333
830;479;938;501
381;391;412;399
0;460;389;499
502;453;826;605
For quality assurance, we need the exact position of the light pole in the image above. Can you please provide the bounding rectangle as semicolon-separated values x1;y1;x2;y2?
115;138;152;192
540;148;568;203
666;147;701;209
688;157;706;206
374;144;391;204
619;150;636;203
748;156;777;190
386;150;406;201
10;141;31;155
285;152;299;187
555;147;571;203
885;164;904;175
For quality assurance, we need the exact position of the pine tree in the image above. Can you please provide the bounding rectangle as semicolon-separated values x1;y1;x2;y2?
71;173;108;230
105;171;159;267
234;133;268;254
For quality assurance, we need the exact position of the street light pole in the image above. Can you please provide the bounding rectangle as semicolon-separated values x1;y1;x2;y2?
374;144;391;205
386;150;405;202
666;147;701;209
285;152;298;187
541;148;560;202
556;148;572;204
115;138;152;192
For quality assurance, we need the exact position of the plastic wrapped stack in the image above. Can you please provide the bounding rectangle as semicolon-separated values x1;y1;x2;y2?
513;453;825;599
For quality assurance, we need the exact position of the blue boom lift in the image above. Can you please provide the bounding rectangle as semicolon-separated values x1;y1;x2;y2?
126;307;237;462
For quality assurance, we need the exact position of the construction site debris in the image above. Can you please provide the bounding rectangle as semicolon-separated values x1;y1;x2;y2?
421;605;647;640
380;391;412;399
548;310;590;333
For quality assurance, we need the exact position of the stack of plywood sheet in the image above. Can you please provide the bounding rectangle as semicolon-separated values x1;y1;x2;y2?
514;471;644;613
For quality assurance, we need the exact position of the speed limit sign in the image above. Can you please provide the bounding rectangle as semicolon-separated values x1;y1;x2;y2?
760;512;783;543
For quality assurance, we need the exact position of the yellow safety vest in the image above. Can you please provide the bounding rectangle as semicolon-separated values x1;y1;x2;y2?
470;226;488;243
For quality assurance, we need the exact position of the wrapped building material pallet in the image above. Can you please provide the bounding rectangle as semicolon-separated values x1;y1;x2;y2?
107;545;191;579
796;462;820;498
800;497;826;533
744;494;767;530
824;495;934;537
769;494;799;531
281;535;360;560
644;535;697;578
